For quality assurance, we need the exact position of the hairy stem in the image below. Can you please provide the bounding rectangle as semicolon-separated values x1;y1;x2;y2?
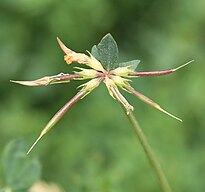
124;109;172;192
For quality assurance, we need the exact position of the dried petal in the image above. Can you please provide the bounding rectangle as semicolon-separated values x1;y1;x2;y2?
57;37;105;72
10;77;50;86
57;37;89;64
10;73;81;86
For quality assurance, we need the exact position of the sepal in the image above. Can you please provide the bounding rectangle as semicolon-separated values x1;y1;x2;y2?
104;77;133;114
111;75;132;92
78;78;102;97
74;67;99;79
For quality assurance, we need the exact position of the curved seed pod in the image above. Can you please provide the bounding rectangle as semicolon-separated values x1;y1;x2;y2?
125;85;182;122
129;60;194;77
10;73;81;86
27;90;87;154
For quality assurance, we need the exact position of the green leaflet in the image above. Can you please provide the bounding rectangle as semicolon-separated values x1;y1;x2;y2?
91;34;141;71
2;139;41;191
119;60;141;71
91;45;100;60
91;33;119;71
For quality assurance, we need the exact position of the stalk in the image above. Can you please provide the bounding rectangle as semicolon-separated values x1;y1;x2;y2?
124;109;172;192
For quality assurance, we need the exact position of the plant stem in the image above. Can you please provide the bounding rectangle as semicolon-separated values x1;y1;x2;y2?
125;109;172;192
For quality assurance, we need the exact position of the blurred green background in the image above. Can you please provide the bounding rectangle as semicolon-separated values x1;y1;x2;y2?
0;0;205;191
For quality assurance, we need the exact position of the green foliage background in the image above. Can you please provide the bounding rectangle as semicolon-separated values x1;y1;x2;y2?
0;0;205;191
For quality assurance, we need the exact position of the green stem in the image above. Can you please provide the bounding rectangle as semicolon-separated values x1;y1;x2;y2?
125;109;172;192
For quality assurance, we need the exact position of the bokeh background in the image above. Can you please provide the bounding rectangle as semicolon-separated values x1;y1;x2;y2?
0;0;205;191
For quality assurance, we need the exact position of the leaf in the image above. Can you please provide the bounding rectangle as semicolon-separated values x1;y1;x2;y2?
2;139;41;191
91;33;119;71
119;60;141;71
91;45;100;60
